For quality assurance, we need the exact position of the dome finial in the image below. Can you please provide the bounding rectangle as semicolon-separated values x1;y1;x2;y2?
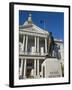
28;13;32;24
29;13;32;17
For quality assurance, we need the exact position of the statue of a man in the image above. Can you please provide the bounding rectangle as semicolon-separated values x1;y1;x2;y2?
48;32;55;56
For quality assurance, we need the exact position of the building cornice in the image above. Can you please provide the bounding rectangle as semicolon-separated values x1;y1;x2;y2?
19;30;48;38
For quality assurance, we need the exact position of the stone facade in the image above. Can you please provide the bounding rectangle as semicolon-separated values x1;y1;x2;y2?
19;14;64;79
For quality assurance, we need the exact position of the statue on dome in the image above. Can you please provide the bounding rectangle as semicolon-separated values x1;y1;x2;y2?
28;13;32;24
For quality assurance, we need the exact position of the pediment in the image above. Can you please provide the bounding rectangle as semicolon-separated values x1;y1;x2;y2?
19;23;49;35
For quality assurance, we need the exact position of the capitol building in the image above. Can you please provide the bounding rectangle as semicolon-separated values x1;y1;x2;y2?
19;14;64;79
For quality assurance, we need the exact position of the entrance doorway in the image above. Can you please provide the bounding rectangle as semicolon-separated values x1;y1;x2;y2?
26;59;34;78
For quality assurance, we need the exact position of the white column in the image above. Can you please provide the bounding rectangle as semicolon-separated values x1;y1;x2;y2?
25;35;28;54
22;35;25;52
23;59;27;78
34;59;36;77
35;36;36;53
37;37;39;54
45;38;47;54
19;59;23;76
37;59;39;77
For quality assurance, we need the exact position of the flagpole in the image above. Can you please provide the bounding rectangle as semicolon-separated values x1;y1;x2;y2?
40;19;46;30
44;20;45;30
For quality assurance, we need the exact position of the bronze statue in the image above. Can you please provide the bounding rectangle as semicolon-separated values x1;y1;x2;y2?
48;32;55;56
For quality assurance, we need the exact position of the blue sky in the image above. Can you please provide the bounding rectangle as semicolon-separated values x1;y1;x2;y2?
19;10;64;41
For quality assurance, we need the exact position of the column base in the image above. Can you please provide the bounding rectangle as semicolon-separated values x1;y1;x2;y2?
19;75;23;79
33;76;39;79
35;75;40;79
23;76;26;79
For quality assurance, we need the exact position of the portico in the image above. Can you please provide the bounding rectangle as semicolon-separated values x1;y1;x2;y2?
19;34;48;55
19;33;49;78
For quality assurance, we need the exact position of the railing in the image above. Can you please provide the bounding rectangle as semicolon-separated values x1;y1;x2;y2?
19;47;61;59
19;51;47;56
19;50;61;59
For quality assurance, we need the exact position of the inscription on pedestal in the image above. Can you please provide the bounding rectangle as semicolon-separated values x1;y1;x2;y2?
45;58;62;78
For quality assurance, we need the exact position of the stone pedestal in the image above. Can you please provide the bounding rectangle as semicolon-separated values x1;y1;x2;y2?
42;58;62;78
